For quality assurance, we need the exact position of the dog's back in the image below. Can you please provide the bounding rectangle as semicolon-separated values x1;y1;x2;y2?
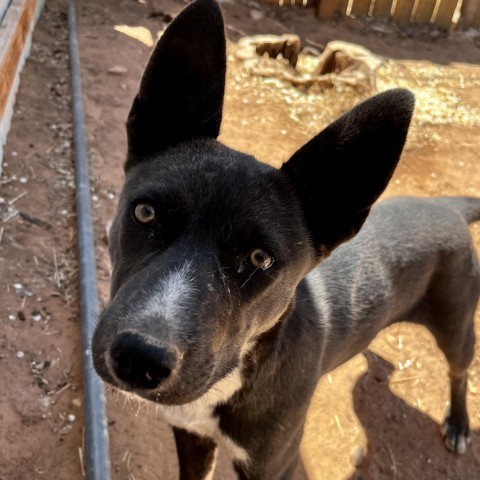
307;195;480;389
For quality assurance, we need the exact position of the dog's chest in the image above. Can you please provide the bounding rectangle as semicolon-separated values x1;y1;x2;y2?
157;368;249;463
158;401;218;437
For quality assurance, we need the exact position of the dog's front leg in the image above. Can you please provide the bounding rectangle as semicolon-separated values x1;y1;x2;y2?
226;421;305;480
173;427;218;480
233;453;300;480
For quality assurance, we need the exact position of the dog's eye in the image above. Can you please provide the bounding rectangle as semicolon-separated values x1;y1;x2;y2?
134;203;156;224
249;248;274;270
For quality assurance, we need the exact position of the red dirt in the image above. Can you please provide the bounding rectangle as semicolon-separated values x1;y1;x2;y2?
1;0;479;479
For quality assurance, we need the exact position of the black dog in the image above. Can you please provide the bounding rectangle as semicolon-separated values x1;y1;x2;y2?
92;1;479;478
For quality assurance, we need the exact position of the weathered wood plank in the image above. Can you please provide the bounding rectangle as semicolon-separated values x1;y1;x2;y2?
461;0;480;27
317;0;347;19
412;0;437;24
371;0;393;20
0;0;37;120
0;0;42;167
433;0;458;28
351;0;372;16
392;0;416;23
1;0;11;22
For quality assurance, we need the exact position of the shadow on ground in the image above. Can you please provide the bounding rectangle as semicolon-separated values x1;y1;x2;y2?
346;351;480;480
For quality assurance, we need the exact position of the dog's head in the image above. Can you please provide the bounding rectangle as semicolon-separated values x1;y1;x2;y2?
92;0;414;405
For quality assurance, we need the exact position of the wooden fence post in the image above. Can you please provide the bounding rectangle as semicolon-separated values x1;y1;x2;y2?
461;0;480;28
0;0;44;167
350;0;372;16
433;0;458;29
371;0;393;20
412;0;437;24
317;0;346;19
391;0;416;23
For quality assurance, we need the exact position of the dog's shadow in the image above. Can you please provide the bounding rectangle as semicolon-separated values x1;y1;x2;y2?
343;351;480;480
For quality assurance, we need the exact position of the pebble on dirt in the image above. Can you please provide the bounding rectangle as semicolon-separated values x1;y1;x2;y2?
108;65;128;75
349;444;365;468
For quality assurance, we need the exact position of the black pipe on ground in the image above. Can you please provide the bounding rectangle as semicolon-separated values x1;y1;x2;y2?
68;2;111;478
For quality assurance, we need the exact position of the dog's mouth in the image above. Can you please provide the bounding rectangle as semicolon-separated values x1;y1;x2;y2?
107;379;216;406
104;360;244;417
103;359;237;406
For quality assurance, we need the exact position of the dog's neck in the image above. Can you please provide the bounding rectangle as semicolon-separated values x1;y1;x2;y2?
239;286;323;392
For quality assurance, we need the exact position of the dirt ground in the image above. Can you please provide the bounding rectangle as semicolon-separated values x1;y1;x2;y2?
0;0;479;479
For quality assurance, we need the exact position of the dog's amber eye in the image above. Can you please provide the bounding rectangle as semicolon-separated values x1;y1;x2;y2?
134;203;156;224
249;248;274;270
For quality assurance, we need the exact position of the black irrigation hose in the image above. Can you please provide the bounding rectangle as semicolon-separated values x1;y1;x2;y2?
68;2;111;479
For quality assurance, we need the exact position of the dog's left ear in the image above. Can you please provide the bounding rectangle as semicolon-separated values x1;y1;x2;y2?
126;0;226;167
281;89;415;255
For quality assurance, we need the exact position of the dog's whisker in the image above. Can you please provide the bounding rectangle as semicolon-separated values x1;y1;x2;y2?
240;268;260;289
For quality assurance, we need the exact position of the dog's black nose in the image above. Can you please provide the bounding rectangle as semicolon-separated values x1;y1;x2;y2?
110;332;177;390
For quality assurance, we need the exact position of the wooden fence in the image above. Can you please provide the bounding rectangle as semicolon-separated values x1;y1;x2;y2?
0;0;44;167
316;0;480;28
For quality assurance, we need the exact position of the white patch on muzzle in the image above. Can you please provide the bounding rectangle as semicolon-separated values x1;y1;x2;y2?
139;261;196;330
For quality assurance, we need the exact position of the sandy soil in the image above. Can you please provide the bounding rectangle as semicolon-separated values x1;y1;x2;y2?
1;0;479;479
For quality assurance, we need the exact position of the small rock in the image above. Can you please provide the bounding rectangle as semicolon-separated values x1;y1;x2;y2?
370;23;392;36
349;445;365;468
38;396;52;409
16;351;25;359
32;313;42;322
17;311;26;321
59;424;73;435
250;9;264;21
302;46;321;56
72;398;82;408
8;314;16;321
108;65;128;75
67;414;76;423
13;283;33;297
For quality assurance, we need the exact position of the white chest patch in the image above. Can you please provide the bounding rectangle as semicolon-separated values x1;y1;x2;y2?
157;367;249;463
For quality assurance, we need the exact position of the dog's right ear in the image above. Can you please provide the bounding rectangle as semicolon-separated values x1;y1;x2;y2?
126;0;226;168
